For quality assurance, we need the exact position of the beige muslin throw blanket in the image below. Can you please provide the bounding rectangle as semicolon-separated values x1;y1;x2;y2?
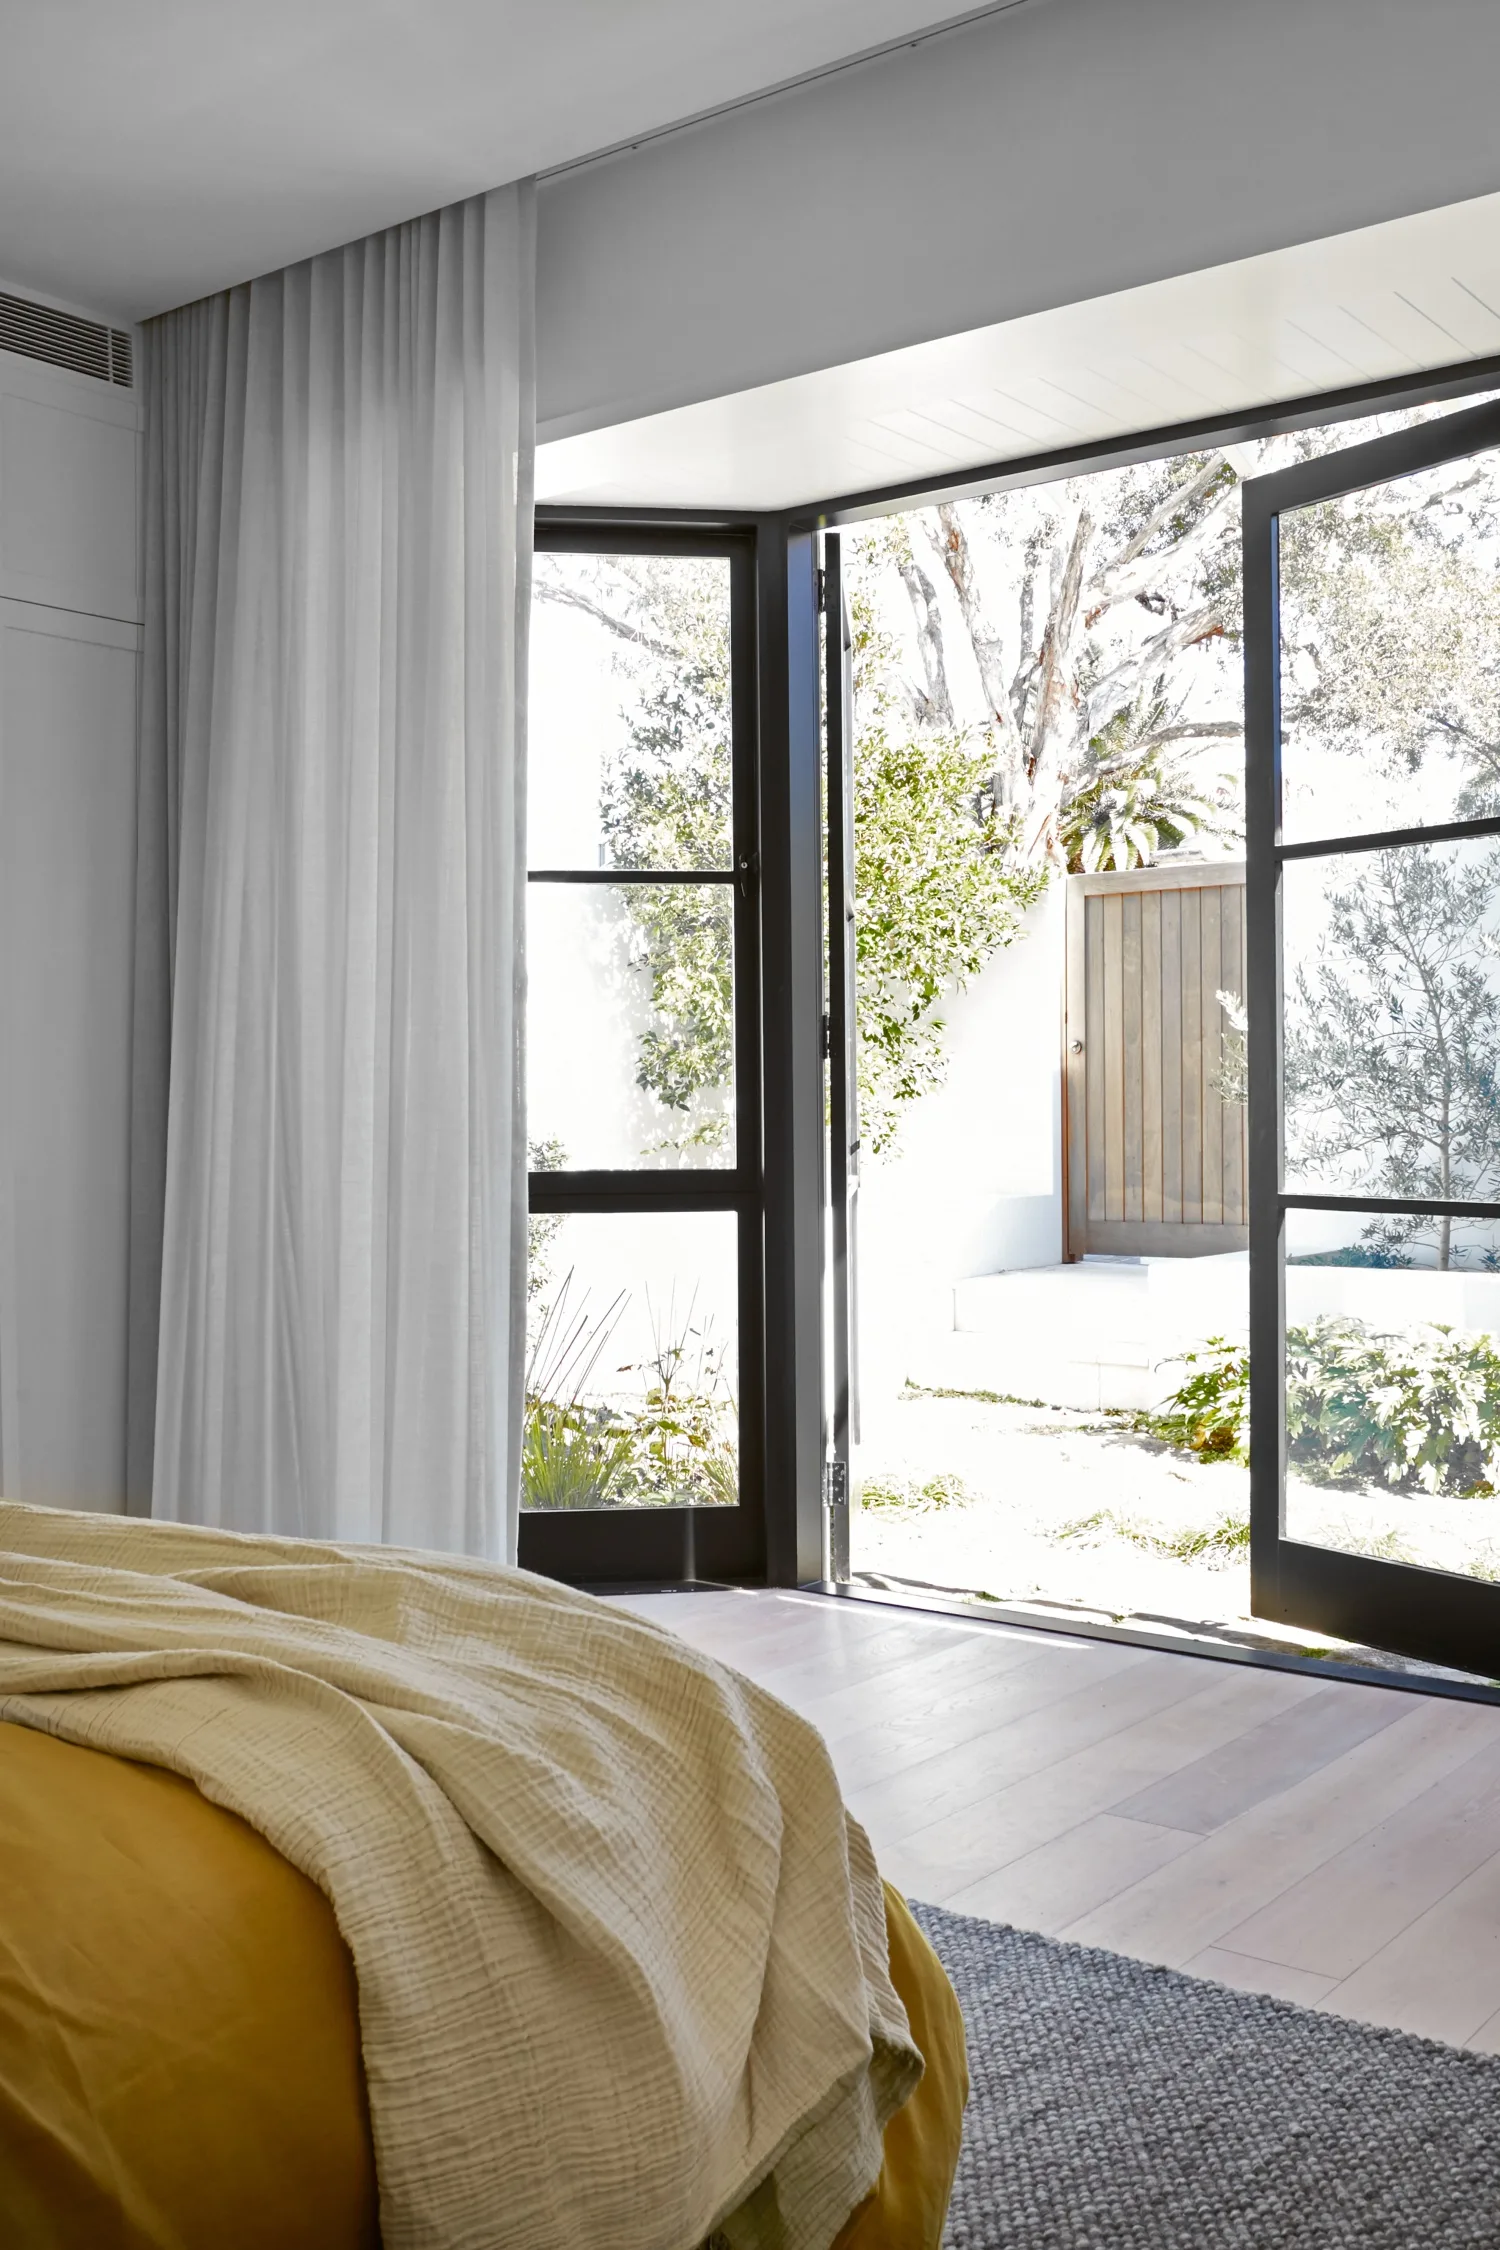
0;1502;920;2250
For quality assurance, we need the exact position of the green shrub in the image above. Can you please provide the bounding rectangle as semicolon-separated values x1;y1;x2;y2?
1286;1318;1500;1497
522;1402;637;1510
523;1273;739;1510
1145;1338;1250;1463
1146;1319;1500;1496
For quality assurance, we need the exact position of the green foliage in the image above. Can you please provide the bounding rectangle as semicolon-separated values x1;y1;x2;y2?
624;885;734;1147
852;721;1046;1152
522;1276;635;1509
1059;702;1237;874
597;602;736;1153
1285;1318;1500;1497
859;1470;974;1512
522;1272;738;1510
578;555;1047;1158
522;1402;637;1510
612;1291;739;1505
1278;484;1500;795
1146;1320;1500;1497
1144;1337;1251;1462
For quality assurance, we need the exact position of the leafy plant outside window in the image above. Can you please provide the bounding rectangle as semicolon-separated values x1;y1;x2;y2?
1146;1320;1500;1497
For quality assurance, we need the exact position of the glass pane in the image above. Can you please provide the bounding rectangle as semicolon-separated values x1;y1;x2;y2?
1282;836;1500;1204
1279;442;1500;846
529;551;733;871
524;1210;738;1511
528;880;734;1169
1284;1208;1500;1582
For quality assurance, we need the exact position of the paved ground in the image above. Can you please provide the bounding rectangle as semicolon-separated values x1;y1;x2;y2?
850;1388;1497;1675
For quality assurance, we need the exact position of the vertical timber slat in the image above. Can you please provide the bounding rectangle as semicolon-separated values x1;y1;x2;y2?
1086;895;1107;1223
1122;891;1144;1224
1200;885;1224;1227
1161;886;1183;1227
1181;888;1204;1225
1141;888;1163;1223
1066;863;1246;1254
1102;890;1125;1223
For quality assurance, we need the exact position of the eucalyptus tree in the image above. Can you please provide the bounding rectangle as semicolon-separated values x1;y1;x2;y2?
1284;846;1500;1270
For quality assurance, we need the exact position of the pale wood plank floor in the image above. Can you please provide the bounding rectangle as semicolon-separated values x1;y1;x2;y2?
612;1588;1500;2054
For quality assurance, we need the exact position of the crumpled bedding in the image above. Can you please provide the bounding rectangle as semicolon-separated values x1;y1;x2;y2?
0;1502;921;2250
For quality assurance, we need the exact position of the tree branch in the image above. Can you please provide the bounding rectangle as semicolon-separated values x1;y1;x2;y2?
1142;719;1244;747
1084;609;1226;737
533;579;681;663
931;504;1021;760
877;523;955;729
1087;468;1239;619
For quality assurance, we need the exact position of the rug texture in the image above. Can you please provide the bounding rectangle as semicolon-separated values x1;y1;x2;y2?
911;1900;1500;2250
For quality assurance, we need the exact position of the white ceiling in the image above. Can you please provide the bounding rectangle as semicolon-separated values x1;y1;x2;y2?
0;0;1001;322
535;188;1500;513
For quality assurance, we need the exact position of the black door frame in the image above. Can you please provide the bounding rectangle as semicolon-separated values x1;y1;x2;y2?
822;530;858;1583
533;342;1500;1612
1242;397;1500;1677
520;511;826;1588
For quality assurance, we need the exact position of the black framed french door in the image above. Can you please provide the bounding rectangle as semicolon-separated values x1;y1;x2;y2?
518;523;766;1584
822;532;858;1582
1244;397;1500;1675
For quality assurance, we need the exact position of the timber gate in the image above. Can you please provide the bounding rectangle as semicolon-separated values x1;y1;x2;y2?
1063;860;1248;1259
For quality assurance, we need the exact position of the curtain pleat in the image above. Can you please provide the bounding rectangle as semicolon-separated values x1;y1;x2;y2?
132;185;533;1558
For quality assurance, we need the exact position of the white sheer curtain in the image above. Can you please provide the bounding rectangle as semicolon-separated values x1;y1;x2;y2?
133;185;533;1558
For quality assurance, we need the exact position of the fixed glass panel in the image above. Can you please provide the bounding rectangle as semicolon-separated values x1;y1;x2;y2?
523;1209;738;1511
529;552;733;872
527;880;734;1169
1284;1207;1500;1582
1278;442;1500;846
1282;836;1500;1203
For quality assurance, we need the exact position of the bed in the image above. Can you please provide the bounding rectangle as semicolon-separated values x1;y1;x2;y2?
0;1507;965;2249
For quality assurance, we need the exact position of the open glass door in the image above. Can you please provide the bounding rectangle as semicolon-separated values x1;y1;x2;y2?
1244;398;1500;1673
519;525;765;1586
823;532;859;1581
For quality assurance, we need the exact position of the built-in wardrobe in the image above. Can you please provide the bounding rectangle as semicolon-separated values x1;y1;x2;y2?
0;308;140;1513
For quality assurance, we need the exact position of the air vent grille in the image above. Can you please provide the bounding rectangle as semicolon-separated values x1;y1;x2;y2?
0;291;133;386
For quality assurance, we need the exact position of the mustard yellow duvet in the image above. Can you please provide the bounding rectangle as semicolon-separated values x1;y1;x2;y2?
0;1505;965;2249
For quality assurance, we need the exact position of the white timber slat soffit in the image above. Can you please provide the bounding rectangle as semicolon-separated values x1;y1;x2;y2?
0;291;133;387
535;190;1500;514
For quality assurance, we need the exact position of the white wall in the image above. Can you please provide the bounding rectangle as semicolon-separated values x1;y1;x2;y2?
0;341;140;1511
537;0;1500;441
857;880;1063;1403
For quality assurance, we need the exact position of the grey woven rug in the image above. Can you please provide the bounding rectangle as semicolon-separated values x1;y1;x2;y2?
911;1901;1500;2249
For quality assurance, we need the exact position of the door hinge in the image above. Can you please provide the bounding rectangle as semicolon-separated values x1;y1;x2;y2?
823;1458;848;1510
816;566;827;614
820;1008;831;1059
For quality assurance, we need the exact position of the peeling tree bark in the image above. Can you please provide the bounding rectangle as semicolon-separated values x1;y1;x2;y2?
886;454;1247;865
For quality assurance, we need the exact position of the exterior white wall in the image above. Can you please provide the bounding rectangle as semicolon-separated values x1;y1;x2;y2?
0;343;141;1512
857;879;1063;1404
537;0;1500;441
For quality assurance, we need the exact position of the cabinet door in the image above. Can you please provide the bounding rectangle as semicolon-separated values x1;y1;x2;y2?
0;599;139;1507
0;355;140;623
